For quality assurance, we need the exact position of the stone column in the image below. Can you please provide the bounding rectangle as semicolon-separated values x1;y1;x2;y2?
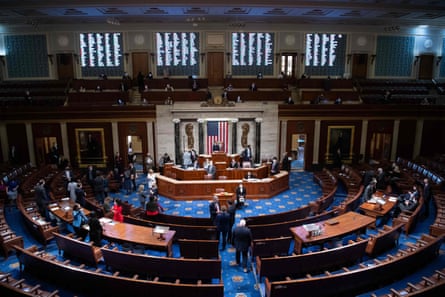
231;119;238;154
198;119;204;154
173;118;181;164
255;118;262;164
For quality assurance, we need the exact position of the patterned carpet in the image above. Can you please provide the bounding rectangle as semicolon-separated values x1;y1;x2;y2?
1;171;443;297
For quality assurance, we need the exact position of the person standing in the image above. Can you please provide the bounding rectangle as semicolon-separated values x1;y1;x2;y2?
236;183;246;209
422;178;433;219
93;171;105;204
88;211;103;247
215;206;231;250
232;219;252;273
146;169;156;190
67;178;78;202
227;200;236;245
144;153;154;174
209;195;220;223
137;184;147;208
72;204;89;239
129;163;137;192
112;199;124;222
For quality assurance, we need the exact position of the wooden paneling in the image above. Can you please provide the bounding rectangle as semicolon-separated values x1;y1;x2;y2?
56;53;74;80
397;120;416;159
6;123;29;164
421;120;445;157
418;54;434;80
132;52;149;80
207;52;224;86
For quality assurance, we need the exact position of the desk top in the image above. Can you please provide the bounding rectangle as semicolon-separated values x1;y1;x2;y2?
290;211;375;246
359;192;397;217
48;198;90;224
100;218;175;250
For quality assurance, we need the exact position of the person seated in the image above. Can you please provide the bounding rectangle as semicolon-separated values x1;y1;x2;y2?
257;72;263;79
335;97;342;104
165;83;174;92
270;156;280;175
145;195;163;217
393;185;419;217
192;160;200;169
191;79;199;91
146;72;153;79
229;158;239;169
249;82;257;91
285;96;294;104
244;171;256;180
225;84;233;91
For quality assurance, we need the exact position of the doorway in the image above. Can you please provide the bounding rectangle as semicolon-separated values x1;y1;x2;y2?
418;54;434;80
56;53;74;80
291;134;306;171
35;137;58;166
351;54;368;79
369;133;391;162
127;135;143;169
207;52;224;86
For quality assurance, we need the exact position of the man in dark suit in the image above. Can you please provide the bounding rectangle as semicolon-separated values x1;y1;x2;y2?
270;156;280;175
243;145;252;163
209;195;220;223
236;183;246;208
423;178;433;218
215;206;231;250
212;142;220;152
232;219;252;272
206;160;216;179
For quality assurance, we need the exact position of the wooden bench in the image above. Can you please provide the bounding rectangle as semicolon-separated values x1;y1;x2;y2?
430;194;445;236
177;239;219;259
371;267;445;297
393;197;424;234
257;238;368;281
264;234;443;297
17;195;59;245
0;271;60;297
14;245;224;297
101;246;221;281
53;232;102;266
245;205;311;226
365;222;404;256
0;202;24;258
251;236;293;258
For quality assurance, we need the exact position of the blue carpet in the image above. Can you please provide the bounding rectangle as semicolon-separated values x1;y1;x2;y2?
1;171;444;297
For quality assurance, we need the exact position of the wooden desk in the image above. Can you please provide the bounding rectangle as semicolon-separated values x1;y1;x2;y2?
214;192;234;208
48;198;90;224
290;212;375;254
157;171;289;200
99;218;175;256
359;192;397;219
165;164;270;180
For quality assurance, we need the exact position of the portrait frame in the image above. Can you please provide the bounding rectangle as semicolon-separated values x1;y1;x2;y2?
75;128;106;168
326;125;355;164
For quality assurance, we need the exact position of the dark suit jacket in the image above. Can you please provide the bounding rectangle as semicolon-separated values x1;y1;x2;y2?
209;201;220;222
271;161;280;175
236;186;246;199
215;212;231;232
232;226;252;252
423;184;433;202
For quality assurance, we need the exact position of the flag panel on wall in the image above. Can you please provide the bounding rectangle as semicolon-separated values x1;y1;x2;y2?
206;121;228;154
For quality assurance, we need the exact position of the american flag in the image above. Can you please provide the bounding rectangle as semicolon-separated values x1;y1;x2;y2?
207;121;228;154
